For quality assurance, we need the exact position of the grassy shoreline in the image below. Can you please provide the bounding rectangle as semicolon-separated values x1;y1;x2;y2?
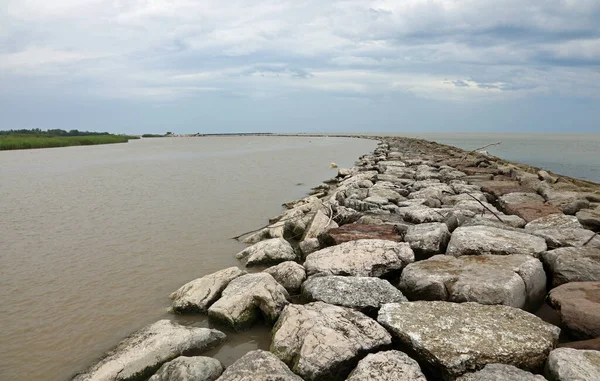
0;134;139;151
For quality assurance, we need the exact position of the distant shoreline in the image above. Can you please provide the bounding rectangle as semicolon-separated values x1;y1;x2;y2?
0;134;139;151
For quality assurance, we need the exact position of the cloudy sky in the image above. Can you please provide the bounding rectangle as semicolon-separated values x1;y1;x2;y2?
1;0;599;134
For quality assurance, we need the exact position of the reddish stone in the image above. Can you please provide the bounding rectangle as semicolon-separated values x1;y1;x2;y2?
505;202;564;223
461;167;503;176
559;337;600;351
317;224;402;247
479;181;533;198
548;281;600;340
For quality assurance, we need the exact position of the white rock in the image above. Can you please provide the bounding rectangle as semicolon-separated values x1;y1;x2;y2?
544;348;600;381
235;238;297;266
446;226;547;257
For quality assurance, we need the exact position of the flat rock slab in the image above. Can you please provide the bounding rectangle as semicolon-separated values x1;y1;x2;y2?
169;267;246;313
498;192;545;208
456;364;546;380
399;254;546;310
531;227;600;249
577;208;600;231
544;348;600;381
378;302;560;379
271;301;392;381
404;222;451;259
304;239;414;277
215;350;303;381
446;226;547;257
207;273;289;331
301;275;407;313
548;282;600;339
346;350;427;381
504;203;564;223
525;214;582;231
73;320;226;381
263;261;306;294
542;247;600;287
149;356;223;381
317;223;402;247
235;238;297;266
480;181;532;198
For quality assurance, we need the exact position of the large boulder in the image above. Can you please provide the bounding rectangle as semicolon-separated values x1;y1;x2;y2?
544;348;600;381
547;282;600;339
215;350;303;381
235;238;297;266
149;356;223;381
399;254;546;311
263;261;306;294
456;364;546;380
403;222;451;259
304;239;414;277
378;302;560;379
301;275;407;314
530;227;600;249
73;320;226;381
446;226;547;257
207;273;289;331
317;224;403;247
346;350;427;381
169;267;246;313
542;247;600;287
271;302;392;381
577;208;600;232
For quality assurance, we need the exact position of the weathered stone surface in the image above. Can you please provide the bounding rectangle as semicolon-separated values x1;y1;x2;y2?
545;191;591;215
504;203;564;223
399;254;546;310
207;273;289;331
441;192;486;206
544;348;600;381
303;210;339;240
299;238;320;257
480;181;532;197
453;200;502;216
542;247;600;287
346;350;427;381
378;302;560;379
215;350;303;381
235;238;297;266
301;275;407;313
149;356;223;381
271;302;392;381
368;187;405;203
525;214;583;231
446;226;547;257
559;337;600;351
548;282;600;340
169;267;246;313
498;192;545;209
304;239;414;277
399;205;446;223
317;224;402;247
577;208;600;231
466;214;527;229
73;320;226;381
263;261;306;294
456;364;546;380
531;227;600;249
344;198;381;212
404;222;451;258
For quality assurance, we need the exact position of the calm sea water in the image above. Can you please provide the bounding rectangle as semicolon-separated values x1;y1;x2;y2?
0;136;378;381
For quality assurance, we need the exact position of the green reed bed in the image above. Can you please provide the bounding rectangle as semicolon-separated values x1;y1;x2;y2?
0;134;139;151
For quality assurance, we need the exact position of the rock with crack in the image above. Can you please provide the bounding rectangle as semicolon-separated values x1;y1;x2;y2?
271;302;392;381
215;350;303;381
303;209;339;240
399;254;546;311
263;261;306;294
547;282;600;340
544;348;600;381
345;350;427;381
148;356;223;381
446;226;547;257
542;247;600;287
377;301;560;379
207;273;289;331
169;267;246;313
456;364;546;380
73;320;226;381
304;239;414;277
403;222;451;259
301;275;407;314
235;238;297;267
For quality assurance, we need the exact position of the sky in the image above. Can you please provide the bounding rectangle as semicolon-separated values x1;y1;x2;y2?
1;0;599;134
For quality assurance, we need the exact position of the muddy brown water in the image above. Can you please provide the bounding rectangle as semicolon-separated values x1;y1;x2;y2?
0;136;378;381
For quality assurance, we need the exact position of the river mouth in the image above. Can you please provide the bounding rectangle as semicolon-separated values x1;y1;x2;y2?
0;136;378;381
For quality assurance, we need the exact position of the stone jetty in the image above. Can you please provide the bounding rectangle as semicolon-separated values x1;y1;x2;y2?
73;136;600;381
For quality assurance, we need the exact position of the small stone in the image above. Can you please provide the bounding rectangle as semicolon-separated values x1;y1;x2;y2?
544;348;600;381
215;350;303;381
346;350;427;381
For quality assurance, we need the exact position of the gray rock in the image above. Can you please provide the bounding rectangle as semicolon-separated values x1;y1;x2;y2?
454;200;503;215
346;350;427;381
399;254;546;310
271;302;392;381
235;238;297;266
404;222;451;258
531;227;600;249
169;267;246;313
466;214;528;229
546;191;590;215
215;350;303;381
299;238;320;257
368;187;405;203
364;196;389;205
378;302;560;379
73;320;226;381
446;226;547;257
544;348;600;381
264;261;306;294
301;275;407;313
399;205;446;224
149;356;223;381
542;247;600;287
576;208;600;231
207;273;289;331
456;364;546;380
498;192;545;210
304;239;414;277
547;282;600;340
441;192;486;206
344;198;382;212
525;214;582;231
303;210;339;240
